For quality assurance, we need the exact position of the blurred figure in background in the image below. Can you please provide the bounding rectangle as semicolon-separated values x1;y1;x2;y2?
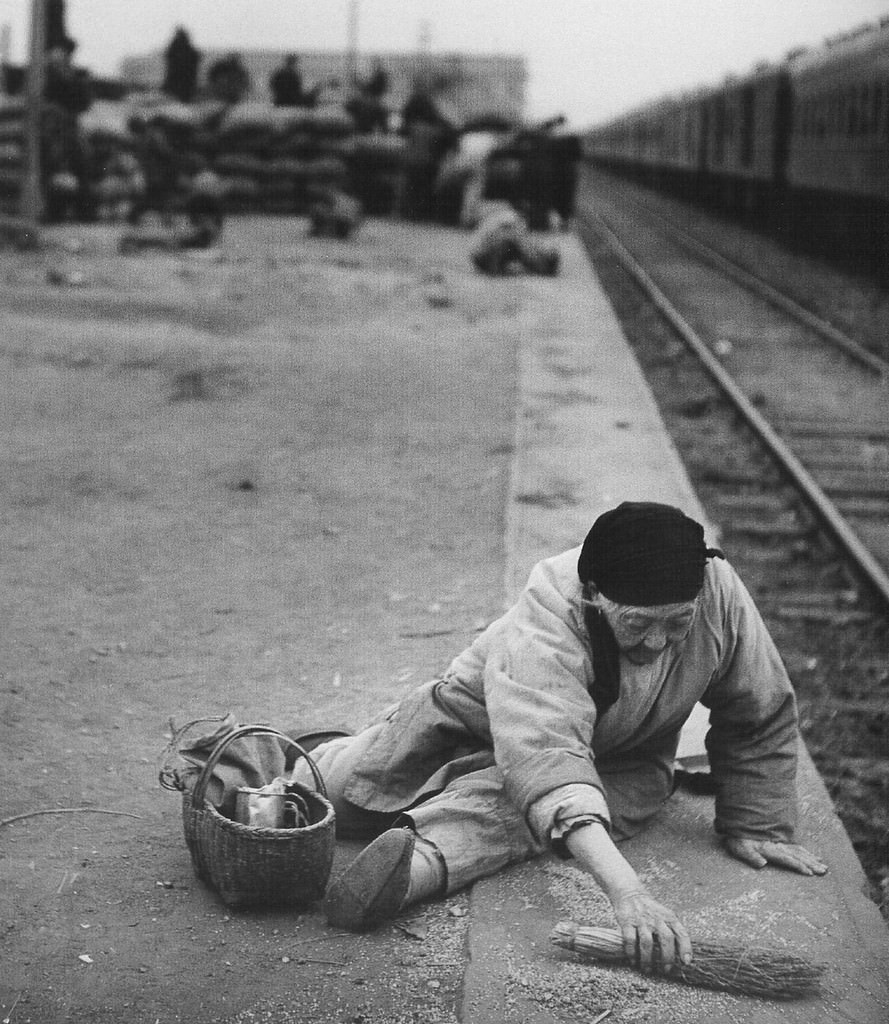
42;33;94;221
270;55;322;108
120;159;225;253
183;162;226;247
125;116;181;226
345;62;390;133
45;0;69;51
470;201;559;276
514;117;558;231
270;55;305;107
163;28;201;104
399;82;455;222
548;123;582;229
363;64;389;104
207;53;250;105
307;184;362;240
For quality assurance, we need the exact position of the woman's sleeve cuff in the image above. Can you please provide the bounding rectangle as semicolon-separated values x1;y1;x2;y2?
550;814;611;859
527;782;611;853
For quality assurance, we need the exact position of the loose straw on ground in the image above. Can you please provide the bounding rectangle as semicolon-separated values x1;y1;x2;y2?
550;922;824;1000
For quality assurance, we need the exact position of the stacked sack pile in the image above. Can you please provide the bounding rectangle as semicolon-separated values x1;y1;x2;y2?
79;96;412;219
81;96;227;220
211;101;353;214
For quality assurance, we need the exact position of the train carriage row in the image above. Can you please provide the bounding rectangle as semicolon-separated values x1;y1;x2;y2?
583;17;889;265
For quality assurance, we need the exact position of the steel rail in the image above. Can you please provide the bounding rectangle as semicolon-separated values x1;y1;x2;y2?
635;202;889;380
580;208;889;610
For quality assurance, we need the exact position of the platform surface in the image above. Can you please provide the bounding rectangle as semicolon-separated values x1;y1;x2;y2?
2;217;885;1024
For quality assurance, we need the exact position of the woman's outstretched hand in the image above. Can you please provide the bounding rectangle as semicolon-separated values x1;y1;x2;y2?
565;820;694;971
610;886;693;970
724;837;828;876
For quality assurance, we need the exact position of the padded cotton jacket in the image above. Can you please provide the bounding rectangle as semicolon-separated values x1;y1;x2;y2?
344;548;800;845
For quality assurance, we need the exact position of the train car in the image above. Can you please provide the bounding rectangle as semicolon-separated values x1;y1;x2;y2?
659;90;704;188
584;90;706;195
582;99;663;176
582;15;889;274
784;19;889;261
697;63;791;214
585;65;789;213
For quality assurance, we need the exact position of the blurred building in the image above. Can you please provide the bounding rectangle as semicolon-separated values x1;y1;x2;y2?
119;49;527;125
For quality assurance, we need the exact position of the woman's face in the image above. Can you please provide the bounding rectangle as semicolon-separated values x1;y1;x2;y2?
586;588;699;665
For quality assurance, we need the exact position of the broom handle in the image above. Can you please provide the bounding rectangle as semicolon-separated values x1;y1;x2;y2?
191;725;327;807
551;921;635;962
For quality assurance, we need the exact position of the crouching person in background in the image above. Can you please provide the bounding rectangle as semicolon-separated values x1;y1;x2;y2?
119;164;225;253
469;201;559;276
182;165;226;249
307;186;363;240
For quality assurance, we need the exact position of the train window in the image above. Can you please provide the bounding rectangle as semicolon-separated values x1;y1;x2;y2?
885;80;889;138
740;85;754;166
885;79;889;137
714;94;726;163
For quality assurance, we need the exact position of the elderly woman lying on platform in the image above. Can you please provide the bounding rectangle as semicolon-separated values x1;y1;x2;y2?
291;501;827;968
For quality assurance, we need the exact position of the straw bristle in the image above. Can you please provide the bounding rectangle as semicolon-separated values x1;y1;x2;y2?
550;922;824;1000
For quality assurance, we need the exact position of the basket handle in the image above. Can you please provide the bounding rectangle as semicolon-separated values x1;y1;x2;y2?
191;725;328;808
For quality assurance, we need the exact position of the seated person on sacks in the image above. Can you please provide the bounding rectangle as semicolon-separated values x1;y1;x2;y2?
291;502;827;968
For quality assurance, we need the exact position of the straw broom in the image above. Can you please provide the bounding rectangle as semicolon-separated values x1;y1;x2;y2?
550;922;824;1000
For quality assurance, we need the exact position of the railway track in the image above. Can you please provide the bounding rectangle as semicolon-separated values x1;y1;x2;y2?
576;176;889;613
574;171;889;918
620;199;889;379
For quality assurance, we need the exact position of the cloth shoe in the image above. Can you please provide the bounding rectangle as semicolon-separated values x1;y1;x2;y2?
324;827;416;931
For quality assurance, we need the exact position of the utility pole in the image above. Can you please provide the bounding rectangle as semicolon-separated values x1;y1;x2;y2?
346;0;359;85
418;19;432;54
0;23;11;94
21;0;46;227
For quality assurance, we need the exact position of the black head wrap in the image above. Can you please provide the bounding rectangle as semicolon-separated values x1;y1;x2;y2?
578;501;723;606
578;502;723;717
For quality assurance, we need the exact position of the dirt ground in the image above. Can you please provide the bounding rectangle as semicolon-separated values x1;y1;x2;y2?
0;215;534;1023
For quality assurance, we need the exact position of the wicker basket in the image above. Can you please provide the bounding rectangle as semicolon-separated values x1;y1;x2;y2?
177;725;335;910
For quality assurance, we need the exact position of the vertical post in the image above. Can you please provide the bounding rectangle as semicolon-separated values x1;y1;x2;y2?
21;0;46;224
0;24;11;96
346;0;359;85
418;18;431;54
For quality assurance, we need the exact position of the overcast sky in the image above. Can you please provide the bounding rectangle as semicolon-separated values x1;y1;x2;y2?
2;1;887;125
